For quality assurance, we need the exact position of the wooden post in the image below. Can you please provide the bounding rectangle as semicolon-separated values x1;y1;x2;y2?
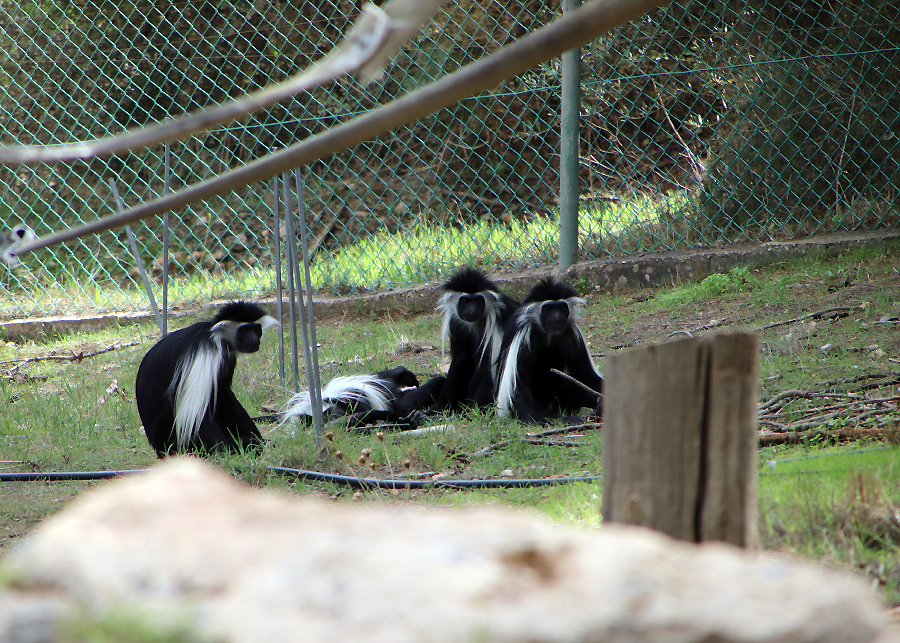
601;333;759;547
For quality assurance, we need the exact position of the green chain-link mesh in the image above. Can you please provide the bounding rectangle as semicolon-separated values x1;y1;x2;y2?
1;0;897;319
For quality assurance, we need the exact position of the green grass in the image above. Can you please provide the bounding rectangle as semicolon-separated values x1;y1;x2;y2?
2;239;900;608
759;443;900;606
1;194;680;317
61;608;201;643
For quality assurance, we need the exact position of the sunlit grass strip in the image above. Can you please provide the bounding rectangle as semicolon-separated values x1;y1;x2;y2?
317;194;675;292
316;218;556;292
0;194;679;317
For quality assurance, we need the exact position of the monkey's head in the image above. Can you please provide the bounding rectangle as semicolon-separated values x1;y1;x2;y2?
523;278;585;337
539;301;572;336
377;366;420;389
210;301;279;353
1;224;35;266
442;267;499;324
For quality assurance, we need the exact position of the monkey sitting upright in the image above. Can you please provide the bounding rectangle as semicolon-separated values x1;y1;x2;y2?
135;301;279;457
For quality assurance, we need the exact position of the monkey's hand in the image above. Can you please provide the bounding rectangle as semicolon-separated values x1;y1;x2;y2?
593;395;604;419
398;410;424;430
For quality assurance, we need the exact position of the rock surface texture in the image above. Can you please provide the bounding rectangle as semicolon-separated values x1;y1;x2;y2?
1;458;896;643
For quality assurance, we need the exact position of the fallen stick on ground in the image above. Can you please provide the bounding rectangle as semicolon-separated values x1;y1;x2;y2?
467;422;601;459
759;426;899;447
758;305;864;332
2;340;140;379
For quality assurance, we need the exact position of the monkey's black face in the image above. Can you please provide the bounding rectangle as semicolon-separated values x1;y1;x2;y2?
210;312;278;354
457;294;486;323
212;320;265;353
234;323;263;353
540;301;571;336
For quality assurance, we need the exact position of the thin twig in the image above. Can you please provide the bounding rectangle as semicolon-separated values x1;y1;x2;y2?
767;404;897;434
467;422;601;459
654;80;705;186
468;439;515;459
527;423;602;438
758;306;864;332
664;320;723;340
2;341;139;378
760;397;895;421
760;392;863;415
833;90;856;216
812;371;900;391
522;438;583;447
759;426;896;447
548;368;602;399
758;389;851;412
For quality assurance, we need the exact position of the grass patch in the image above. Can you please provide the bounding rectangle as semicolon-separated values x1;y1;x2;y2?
1;193;679;316
760;443;900;605
1;239;899;607
62;608;202;643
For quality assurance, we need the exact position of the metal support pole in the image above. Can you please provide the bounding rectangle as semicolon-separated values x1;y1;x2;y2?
281;174;300;393
110;180;163;335
558;0;582;273
271;175;286;392
282;171;325;448
161;141;171;336
293;168;324;447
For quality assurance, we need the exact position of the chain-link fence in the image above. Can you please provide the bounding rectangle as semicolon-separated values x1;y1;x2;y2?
1;0;897;320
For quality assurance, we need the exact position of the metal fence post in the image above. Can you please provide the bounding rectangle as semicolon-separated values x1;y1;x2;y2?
271;174;286;392
161;140;171;336
558;0;582;273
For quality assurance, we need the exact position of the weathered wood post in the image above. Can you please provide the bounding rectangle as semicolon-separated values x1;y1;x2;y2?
601;332;759;547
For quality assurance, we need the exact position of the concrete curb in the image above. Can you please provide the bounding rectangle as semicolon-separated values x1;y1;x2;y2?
2;229;898;342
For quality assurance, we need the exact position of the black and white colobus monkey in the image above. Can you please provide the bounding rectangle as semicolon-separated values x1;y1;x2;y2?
135;301;279;457
427;267;520;412
1;224;35;266
280;366;443;430
496;278;603;424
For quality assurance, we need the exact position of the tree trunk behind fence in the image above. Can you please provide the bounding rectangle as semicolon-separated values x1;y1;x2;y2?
601;333;759;547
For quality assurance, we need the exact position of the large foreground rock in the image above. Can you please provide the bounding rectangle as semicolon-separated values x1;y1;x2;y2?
1;459;894;643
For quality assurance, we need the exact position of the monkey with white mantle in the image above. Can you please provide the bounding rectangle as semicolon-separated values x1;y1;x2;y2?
496;278;603;424
135;301;279;457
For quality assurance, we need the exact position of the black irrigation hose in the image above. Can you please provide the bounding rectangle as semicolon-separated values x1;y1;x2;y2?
0;470;147;482
269;467;602;489
0;467;602;489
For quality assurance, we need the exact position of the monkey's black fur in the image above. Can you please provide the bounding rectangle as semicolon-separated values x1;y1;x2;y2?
427;267;520;413
136;301;277;457
496;278;603;424
281;366;444;430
